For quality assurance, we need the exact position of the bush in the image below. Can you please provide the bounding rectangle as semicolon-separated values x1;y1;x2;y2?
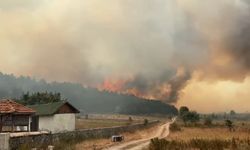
225;119;234;131
181;111;200;125
169;123;181;132
144;119;149;125
204;117;213;126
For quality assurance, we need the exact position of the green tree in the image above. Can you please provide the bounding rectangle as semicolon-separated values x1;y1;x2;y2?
225;119;234;131
19;92;64;105
184;111;200;123
230;110;236;116
179;106;189;117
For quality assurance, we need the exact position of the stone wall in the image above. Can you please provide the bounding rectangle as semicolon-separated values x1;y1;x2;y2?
8;120;159;150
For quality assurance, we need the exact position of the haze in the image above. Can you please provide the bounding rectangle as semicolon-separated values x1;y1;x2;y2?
0;0;250;113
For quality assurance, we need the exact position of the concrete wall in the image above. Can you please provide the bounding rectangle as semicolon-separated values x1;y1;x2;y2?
9;133;52;150
39;114;76;133
0;133;10;150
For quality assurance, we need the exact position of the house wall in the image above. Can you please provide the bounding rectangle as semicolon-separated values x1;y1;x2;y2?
39;114;75;133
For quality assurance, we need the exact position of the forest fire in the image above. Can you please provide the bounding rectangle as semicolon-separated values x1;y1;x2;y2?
97;79;157;100
1;0;250;111
97;79;129;93
97;69;191;103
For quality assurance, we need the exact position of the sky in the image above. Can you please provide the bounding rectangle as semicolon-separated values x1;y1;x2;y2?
0;0;250;113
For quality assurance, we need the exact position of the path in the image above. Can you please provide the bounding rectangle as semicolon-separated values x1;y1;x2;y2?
106;118;176;150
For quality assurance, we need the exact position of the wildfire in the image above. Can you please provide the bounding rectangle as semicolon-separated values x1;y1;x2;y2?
97;78;150;99
97;78;173;101
96;69;190;103
97;78;129;93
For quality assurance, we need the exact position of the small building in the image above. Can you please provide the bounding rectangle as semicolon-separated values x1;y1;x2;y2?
0;99;35;132
28;101;80;133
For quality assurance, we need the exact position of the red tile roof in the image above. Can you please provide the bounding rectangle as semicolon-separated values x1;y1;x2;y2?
0;99;35;114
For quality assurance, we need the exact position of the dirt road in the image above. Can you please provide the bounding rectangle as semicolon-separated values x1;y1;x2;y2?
106;118;176;150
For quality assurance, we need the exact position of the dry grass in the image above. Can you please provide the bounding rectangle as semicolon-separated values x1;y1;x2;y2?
148;126;250;150
168;127;250;141
86;114;169;121
75;124;160;150
76;118;142;129
147;122;250;150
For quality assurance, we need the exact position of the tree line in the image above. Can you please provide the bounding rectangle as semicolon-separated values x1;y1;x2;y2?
18;92;63;105
0;72;178;115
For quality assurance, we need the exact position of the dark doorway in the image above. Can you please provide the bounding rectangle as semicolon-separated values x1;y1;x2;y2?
31;116;39;131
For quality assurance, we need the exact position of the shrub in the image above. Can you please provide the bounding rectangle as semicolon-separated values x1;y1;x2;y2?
204;117;213;126
144;119;149;125
169;123;181;132
225;119;234;131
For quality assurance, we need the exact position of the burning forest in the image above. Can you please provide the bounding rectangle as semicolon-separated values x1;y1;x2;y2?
0;0;250;112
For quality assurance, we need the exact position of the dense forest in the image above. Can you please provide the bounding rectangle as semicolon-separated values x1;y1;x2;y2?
0;72;178;115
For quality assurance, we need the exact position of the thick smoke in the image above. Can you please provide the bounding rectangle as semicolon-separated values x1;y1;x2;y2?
225;7;250;70
116;69;191;103
0;0;249;103
178;0;250;80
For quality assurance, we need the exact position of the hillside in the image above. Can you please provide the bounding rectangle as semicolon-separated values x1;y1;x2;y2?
0;72;178;115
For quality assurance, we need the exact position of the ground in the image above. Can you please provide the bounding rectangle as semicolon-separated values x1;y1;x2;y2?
75;124;158;150
73;115;171;150
148;119;250;150
168;127;250;141
76;118;141;129
105;119;175;150
76;114;162;129
64;116;250;150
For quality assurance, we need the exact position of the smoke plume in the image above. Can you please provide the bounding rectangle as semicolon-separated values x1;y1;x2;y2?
0;0;249;103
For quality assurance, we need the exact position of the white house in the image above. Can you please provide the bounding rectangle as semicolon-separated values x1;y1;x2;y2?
28;101;80;133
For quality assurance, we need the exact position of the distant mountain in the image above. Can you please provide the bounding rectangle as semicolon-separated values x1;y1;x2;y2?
0;72;178;115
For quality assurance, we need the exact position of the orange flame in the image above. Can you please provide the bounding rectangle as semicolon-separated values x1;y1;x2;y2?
97;78;172;101
97;78;128;93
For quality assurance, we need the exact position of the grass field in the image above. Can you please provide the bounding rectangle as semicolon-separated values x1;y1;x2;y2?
149;120;250;150
168;127;250;141
76;114;167;129
76;118;142;129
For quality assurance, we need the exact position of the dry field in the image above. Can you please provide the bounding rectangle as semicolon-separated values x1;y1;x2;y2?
86;114;169;122
148;121;250;150
53;115;165;150
75;124;160;150
76;114;167;129
168;127;250;141
76;118;142;129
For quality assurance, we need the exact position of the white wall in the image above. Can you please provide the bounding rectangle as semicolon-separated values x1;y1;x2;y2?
39;114;75;133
